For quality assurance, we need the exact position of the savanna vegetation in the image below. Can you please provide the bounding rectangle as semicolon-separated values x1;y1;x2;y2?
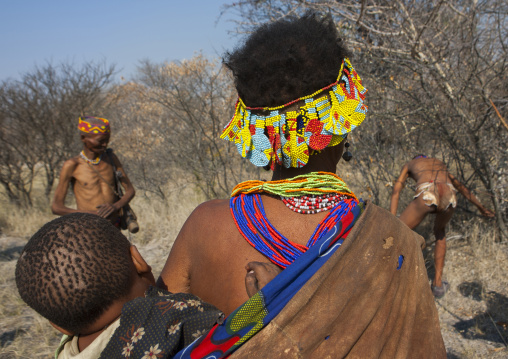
1;1;507;357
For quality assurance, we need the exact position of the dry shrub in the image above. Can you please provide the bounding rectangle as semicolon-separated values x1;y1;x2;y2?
462;221;508;295
0;206;55;238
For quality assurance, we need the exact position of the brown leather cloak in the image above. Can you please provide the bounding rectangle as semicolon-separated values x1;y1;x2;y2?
231;203;446;358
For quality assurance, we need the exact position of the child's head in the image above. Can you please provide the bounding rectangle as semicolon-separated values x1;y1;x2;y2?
15;213;152;335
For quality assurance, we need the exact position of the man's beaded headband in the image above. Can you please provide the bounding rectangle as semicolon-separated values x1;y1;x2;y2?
220;58;368;169
78;116;110;134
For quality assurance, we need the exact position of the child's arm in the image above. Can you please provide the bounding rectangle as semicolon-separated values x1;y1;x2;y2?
245;261;282;297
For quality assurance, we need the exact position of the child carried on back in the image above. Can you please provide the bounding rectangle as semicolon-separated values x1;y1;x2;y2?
15;213;278;358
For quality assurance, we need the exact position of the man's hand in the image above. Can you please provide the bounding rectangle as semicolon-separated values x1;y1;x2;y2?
480;208;495;218
245;261;282;298
96;203;118;218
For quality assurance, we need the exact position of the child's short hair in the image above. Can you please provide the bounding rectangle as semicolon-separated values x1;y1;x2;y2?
15;213;132;334
223;12;350;107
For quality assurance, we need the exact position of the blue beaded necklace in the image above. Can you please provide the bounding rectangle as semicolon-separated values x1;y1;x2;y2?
230;193;358;268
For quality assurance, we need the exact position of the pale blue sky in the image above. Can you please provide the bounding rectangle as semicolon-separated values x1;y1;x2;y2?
0;0;239;81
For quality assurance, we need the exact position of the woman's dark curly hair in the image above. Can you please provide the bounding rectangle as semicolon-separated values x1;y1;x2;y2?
223;12;350;108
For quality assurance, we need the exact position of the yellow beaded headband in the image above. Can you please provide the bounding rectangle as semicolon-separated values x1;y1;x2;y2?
78;116;110;134
220;58;367;169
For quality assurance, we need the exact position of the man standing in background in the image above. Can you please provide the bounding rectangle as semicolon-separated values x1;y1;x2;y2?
51;116;137;232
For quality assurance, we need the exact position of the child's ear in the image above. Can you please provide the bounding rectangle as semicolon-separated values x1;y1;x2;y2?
50;321;73;336
130;245;151;274
130;245;156;286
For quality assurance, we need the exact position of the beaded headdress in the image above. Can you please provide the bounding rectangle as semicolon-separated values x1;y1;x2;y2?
220;58;367;169
78;116;110;134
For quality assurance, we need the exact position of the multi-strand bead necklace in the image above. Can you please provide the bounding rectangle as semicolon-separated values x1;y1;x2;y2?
231;171;357;215
230;172;360;268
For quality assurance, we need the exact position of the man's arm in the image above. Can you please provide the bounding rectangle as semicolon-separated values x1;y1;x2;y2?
51;159;93;216
448;173;495;217
96;152;136;218
390;164;409;216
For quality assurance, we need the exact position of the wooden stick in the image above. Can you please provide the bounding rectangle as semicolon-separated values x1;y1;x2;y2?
490;99;508;132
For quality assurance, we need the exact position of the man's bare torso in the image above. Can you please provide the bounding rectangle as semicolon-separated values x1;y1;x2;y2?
407;157;451;186
158;194;330;316
70;155;119;220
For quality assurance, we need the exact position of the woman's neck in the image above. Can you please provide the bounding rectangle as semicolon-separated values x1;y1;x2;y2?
271;162;337;181
271;143;344;180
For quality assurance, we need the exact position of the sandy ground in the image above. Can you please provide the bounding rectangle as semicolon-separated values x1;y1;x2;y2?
425;237;508;358
1;229;507;358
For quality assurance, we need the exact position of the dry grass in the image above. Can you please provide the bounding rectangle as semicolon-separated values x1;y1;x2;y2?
0;183;204;359
125;186;206;275
424;220;508;358
0;236;62;359
0;178;507;358
0;205;55;239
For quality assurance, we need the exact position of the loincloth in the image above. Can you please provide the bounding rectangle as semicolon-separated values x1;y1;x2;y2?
414;181;457;211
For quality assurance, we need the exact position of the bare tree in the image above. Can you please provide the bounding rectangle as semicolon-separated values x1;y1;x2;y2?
222;0;508;238
135;54;255;199
106;81;175;200
0;61;116;206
